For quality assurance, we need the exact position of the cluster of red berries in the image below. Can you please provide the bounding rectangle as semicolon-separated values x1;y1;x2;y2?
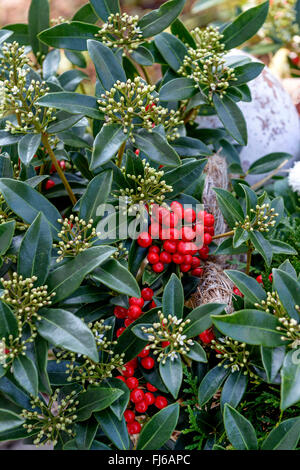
115;287;156;339
137;202;215;277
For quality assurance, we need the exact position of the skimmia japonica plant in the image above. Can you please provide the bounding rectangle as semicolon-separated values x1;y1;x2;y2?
0;0;299;451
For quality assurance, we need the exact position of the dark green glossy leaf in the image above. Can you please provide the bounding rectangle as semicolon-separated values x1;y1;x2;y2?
74;418;99;450
136;403;179;450
38;22;100;51
79;170;113;221
280;350;300;411
225;270;266;304
154;32;187;71
92;259;141;297
28;0;49;56
87;39;126;90
247;152;292;175
95;408;129;450
160;77;197;101
261;417;300;450
198;365;229;406
183;303;226;338
133;129;180;167
224;404;258;450
273;269;300;321
0;409;24;433
163;273;184;319
12;355;38;397
18;133;41;166
213;94;247;145
220;371;247;411
232;62;264;86
249;231;273;267
0;221;15;256
159;355;182;398
90;124;127;170
213;188;244;227
103;377;130;421
37;92;103;120
73;3;99;23
138;0;185;38
261;346;285;384
76;387;123;421
89;0;120;21
0;302;18;340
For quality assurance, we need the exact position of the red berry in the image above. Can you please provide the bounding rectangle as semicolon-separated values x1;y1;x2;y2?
45;179;55;190
129;297;144;308
191;267;203;277
176;241;189;255
59;160;66;170
124;318;134;327
205;226;215;236
197;210;206;222
172;253;184;265
141;288;154;301
116;327;126;337
199;328;215;344
126;377;139;390
256;275;263;284
203;233;212;245
204;213;215;227
156;207;170;225
135;400;148;413
180;263;191;273
150;223;160;238
183;208;196;223
163;240;177;254
122;365;135;377
128;305;142;320
135;149;140;156
183;254;193;264
145;392;155;405
162;341;170;348
130;388;145;403
141;357;155;370
169;227;180;240
194;223;204;237
116;375;126;383
149;245;160;254
170;201;184;219
146;383;157;392
114;306;128;319
198;245;209;259
233;286;244;297
160;251;172;264
147;252;160;264
150;300;157;309
182;226;196;241
127;421;141;434
269;273;273;282
127;358;138;369
152;262;164;273
137;232;152;248
187;242;198;255
155;396;168;409
124;409;135;423
191;257;201;268
138;347;150;358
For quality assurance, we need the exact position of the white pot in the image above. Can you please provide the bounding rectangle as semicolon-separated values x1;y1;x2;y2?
197;51;300;183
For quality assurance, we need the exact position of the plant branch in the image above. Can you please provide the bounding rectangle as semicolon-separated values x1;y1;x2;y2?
250;159;290;191
117;141;126;168
41;133;77;206
212;230;234;240
246;246;253;275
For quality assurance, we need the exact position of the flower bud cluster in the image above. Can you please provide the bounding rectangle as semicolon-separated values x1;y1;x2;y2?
211;337;254;376
56;320;125;387
1;273;55;327
141;311;194;364
97;77;183;141
178;26;236;100
54;216;101;262
235;203;278;233
115;159;173;213
21;389;79;447
112;242;129;260
95;13;143;54
254;291;283;315
260;0;299;44
277;315;300;349
0;42;55;132
0;334;34;368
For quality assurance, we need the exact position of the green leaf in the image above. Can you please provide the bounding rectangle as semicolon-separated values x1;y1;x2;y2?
90;124;127;170
224;404;258;450
74;418;99;450
0;302;18;341
47;112;84;134
0;178;61;237
171;137;211;157
37;92;103;120
171;18;196;48
0;221;15;256
103;378;130;421
18;133;41;166
18;213;52;285
154;32;187;71
185;341;207;363
198;365;229;406
38;22;100;51
87;40;126;90
212;310;285;347
163;273;184;319
0;409;24;433
138;0;185;38
164;159;208;196
2;24;29;45
136;403;179;450
213;94;247;145
232;62;264;86
92;259;141;297
261;417;300;450
12;355;38;397
46;246;116;302
0;29;13;44
43;49;61;79
261;346;285;384
240;183;257;216
222;1;269;49
133;129;180;167
159;77;197;101
278;259;297;279
280;350;300;411
131;46;154;66
225;270;266;304
0;131;24;146
159;355;182;398
249;231;273;266
76;388;123;421
221;371;248;411
95;408;130;450
269;240;297;256
273;269;300;321
213;187;244;228
89;0;120;21
36;308;98;362
73;4;99;23
59;69;88;92
183;303;226;338
79;170;113;222
34;336;51;394
247;152;292;175
28;0;49;56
